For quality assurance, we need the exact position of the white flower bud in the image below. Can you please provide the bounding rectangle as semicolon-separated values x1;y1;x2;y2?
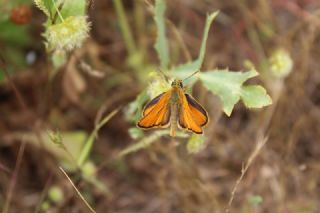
269;48;293;78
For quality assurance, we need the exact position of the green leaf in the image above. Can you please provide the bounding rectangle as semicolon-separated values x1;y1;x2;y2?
18;130;87;171
248;195;263;206
35;0;86;23
34;0;53;17
187;134;206;153
171;11;219;82
60;0;87;18
54;131;87;159
154;0;169;69
241;85;272;108
199;69;272;116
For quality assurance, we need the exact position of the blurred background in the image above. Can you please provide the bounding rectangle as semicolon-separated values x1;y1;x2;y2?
1;0;320;212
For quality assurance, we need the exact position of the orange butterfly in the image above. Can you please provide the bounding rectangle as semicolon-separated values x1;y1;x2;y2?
137;74;208;137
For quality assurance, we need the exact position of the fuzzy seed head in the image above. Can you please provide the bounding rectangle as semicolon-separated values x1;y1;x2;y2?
44;16;91;52
269;48;293;78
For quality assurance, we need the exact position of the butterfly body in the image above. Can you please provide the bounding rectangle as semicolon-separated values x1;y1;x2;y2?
137;79;208;137
169;81;181;136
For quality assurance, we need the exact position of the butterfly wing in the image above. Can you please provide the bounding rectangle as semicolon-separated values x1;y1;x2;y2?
142;93;163;116
137;91;171;129
185;94;208;127
178;91;208;134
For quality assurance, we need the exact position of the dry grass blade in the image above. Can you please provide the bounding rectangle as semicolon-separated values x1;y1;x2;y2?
226;137;268;213
59;167;96;213
79;61;105;78
166;19;192;62
2;141;26;213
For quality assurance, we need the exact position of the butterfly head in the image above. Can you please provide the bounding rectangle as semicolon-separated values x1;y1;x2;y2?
171;79;183;88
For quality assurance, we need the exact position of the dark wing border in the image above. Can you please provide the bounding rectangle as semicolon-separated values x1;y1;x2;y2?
185;94;208;126
137;92;171;129
143;93;164;116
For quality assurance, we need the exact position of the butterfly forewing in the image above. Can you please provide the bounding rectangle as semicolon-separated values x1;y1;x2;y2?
177;91;208;134
185;94;208;126
137;91;171;128
142;93;164;116
178;107;203;134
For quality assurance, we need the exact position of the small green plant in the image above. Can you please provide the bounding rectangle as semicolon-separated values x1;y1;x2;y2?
47;109;118;169
123;0;272;155
48;185;64;204
248;195;263;206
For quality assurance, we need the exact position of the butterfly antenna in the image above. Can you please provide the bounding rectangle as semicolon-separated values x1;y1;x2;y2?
157;67;169;82
182;70;200;82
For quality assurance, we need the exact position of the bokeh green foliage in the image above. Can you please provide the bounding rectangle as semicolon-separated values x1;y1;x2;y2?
0;20;31;75
0;0;33;79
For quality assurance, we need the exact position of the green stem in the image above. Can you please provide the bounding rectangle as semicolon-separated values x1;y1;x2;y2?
77;109;119;167
52;0;64;22
134;0;145;48
113;0;136;56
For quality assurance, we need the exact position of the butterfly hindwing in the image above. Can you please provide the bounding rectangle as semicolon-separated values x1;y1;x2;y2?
137;91;171;129
177;92;208;134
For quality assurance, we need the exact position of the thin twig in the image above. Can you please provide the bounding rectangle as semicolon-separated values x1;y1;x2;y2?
59;167;96;213
225;137;268;213
166;20;192;62
2;141;26;213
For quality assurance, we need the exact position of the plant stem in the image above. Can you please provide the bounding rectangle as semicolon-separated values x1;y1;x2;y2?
3;141;26;213
77;109;119;167
113;0;136;56
52;0;64;22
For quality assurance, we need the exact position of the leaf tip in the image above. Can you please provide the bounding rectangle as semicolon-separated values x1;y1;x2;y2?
208;10;220;20
223;108;233;117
